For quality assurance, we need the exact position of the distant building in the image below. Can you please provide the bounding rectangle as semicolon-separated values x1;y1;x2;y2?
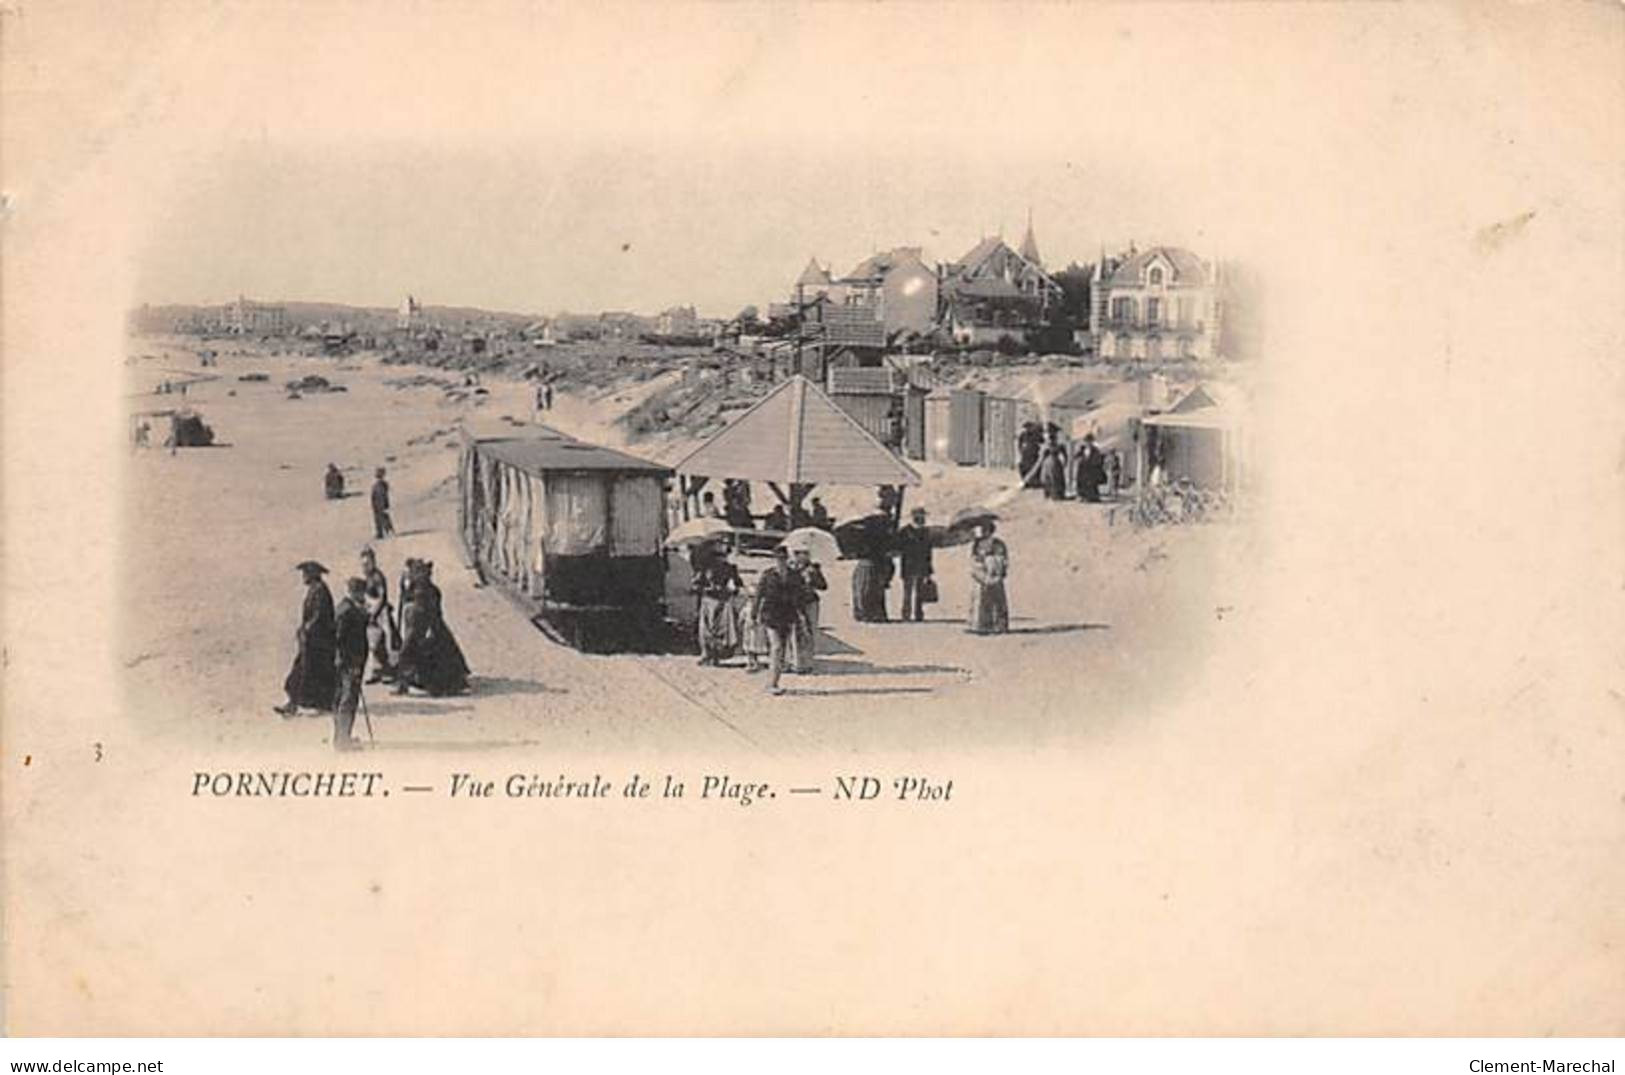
939;232;1062;346
599;311;653;340
1089;245;1220;361
655;305;699;337
792;257;839;308
835;247;939;339
397;294;422;331
224;296;288;336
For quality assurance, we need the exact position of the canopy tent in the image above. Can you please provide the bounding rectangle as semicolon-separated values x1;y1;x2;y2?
673;375;921;488
1139;392;1249;492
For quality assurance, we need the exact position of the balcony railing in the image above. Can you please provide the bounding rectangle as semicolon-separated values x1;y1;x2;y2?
1104;319;1205;333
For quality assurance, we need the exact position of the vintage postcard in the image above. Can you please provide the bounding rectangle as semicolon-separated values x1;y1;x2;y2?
2;1;1621;1036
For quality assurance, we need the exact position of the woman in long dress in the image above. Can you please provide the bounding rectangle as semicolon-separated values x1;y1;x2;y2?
693;545;743;666
966;522;1010;635
849;514;895;622
1038;427;1068;500
395;561;471;696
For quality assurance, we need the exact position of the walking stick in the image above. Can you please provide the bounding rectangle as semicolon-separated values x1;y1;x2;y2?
358;680;376;742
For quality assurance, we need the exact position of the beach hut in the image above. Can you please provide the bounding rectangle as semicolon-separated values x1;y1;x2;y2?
826;366;899;444
924;387;985;465
458;427;673;648
1138;385;1249;491
981;395;1022;468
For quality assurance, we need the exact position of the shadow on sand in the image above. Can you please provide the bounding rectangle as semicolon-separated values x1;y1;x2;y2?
782;685;936;698
365;699;476;717
1003;622;1110;636
813;658;968;678
468;676;568;697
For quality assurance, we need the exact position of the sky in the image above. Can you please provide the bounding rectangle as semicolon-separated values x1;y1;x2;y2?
41;0;1599;327
135;139;1237;318
104;2;1378;318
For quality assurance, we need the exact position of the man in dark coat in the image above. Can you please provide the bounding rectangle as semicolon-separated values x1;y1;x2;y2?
332;577;370;750
370;467;394;539
276;561;337;716
895;507;935;623
754;546;808;696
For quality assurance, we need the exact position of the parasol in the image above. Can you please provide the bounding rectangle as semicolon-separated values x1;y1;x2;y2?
948;506;1000;531
833;513;893;559
779;527;840;563
665;516;735;547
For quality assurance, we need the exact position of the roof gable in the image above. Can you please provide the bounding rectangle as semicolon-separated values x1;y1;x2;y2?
673;375;921;486
796;258;833;286
1108;246;1210;287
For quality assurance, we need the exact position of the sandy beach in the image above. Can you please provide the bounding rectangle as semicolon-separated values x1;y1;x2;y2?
121;337;1249;759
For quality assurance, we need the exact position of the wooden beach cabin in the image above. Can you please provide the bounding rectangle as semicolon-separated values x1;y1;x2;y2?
458;427;673;649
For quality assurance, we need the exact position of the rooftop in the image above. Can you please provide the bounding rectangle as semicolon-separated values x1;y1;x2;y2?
470;427;671;475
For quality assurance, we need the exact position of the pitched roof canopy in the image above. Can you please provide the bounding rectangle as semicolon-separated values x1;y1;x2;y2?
673;375;921;487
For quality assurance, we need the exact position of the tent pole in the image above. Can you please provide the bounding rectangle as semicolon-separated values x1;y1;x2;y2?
1136;430;1146;508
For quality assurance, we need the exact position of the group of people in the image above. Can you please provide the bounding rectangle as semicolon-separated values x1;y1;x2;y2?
702;481;835;534
846;503;1007;633
1018;421;1122;503
690;541;827;695
847;497;932;624
275;547;470;750
688;490;1015;674
321;464;396;540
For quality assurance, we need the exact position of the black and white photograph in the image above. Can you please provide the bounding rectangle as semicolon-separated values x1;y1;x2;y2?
3;0;1621;1054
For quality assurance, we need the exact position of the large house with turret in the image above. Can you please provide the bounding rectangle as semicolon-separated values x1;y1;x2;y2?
1088;245;1222;361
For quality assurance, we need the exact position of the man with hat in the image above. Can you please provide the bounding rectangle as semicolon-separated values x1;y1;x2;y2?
752;545;809;696
895;507;936;623
275;561;337;717
370;466;395;539
332;577;370;750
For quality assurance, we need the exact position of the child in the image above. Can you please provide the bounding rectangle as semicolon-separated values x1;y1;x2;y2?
735;576;768;673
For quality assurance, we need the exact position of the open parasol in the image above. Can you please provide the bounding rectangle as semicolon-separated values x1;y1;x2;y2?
925;523;972;548
779;526;840;563
948;506;1000;532
665;516;735;547
833;513;892;559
